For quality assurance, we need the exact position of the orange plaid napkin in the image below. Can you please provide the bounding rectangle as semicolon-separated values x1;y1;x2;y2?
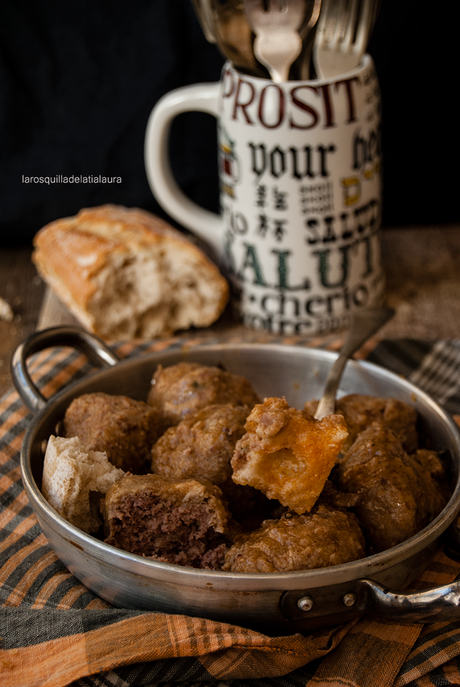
1;336;460;687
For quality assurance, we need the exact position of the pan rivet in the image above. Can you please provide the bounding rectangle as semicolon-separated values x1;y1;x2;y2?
343;593;356;607
297;596;314;612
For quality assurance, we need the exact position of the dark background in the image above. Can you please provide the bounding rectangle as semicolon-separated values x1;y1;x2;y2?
0;0;457;247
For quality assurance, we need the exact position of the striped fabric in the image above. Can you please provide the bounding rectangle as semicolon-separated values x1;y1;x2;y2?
1;336;460;687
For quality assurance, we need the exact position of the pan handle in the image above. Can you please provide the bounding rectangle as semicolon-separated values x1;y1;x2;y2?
354;523;460;622
11;326;120;413
354;576;460;622
284;525;460;624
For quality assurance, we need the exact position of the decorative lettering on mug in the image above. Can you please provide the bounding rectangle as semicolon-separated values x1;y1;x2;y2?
240;280;379;335
248;143;337;181
353;124;382;173
227;209;249;235
232;243;306;290
313;236;375;289
304;199;380;245
255;282;370;318
256;215;288;242
221;67;361;131
227;229;378;293
299;181;334;215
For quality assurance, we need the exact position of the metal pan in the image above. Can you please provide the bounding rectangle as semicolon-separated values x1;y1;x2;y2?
12;326;460;634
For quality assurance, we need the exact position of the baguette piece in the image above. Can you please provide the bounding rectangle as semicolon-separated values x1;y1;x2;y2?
42;435;125;533
32;204;229;341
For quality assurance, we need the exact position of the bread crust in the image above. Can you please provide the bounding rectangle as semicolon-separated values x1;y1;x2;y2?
42;435;125;533
33;204;229;340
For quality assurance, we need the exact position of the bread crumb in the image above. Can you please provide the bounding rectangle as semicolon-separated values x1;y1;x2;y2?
0;297;13;322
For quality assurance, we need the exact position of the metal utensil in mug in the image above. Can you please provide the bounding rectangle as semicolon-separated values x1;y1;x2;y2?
192;0;322;80
244;0;308;82
192;0;263;75
313;0;380;78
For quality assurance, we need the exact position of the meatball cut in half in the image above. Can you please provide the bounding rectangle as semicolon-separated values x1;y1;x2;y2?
103;474;231;569
147;361;260;428
231;397;349;515
223;505;366;573
64;392;162;473
335;422;450;553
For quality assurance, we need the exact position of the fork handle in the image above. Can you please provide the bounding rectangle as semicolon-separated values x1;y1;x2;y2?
254;31;303;82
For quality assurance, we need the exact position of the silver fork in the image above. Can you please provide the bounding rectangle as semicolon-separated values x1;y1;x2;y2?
313;0;379;79
244;0;308;83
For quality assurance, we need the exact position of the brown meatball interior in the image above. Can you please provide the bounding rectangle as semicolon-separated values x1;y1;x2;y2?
104;474;230;569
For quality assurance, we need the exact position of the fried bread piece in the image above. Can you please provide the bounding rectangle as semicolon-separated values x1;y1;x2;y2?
223;505;366;572
305;393;418;453
147;361;260;428
64;392;162;473
231;397;349;514
334;422;449;552
103;473;230;569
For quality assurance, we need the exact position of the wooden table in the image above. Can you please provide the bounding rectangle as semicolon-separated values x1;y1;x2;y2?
1;224;460;396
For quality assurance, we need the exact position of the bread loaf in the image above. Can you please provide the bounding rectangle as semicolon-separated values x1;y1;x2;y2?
32;204;229;341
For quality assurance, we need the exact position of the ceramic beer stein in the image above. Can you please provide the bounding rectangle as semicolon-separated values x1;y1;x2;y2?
145;55;384;336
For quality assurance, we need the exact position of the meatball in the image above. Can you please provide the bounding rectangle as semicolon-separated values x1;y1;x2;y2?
231;397;348;514
64;392;162;473
223;505;366;573
334;422;449;552
305;393;418;454
410;448;451;518
103;473;230;569
146;362;260;427
151;403;249;485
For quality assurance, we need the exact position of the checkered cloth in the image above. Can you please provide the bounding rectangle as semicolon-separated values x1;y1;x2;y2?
1;336;460;687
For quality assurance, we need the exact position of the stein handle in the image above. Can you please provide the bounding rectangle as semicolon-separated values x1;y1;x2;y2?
144;82;222;257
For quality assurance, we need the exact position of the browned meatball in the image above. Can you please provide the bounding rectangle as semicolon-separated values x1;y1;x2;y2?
305;394;418;454
223;505;366;572
64;392;162;473
334;422;449;553
146;362;260;427
151;403;249;485
411;448;451;517
103;473;230;569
